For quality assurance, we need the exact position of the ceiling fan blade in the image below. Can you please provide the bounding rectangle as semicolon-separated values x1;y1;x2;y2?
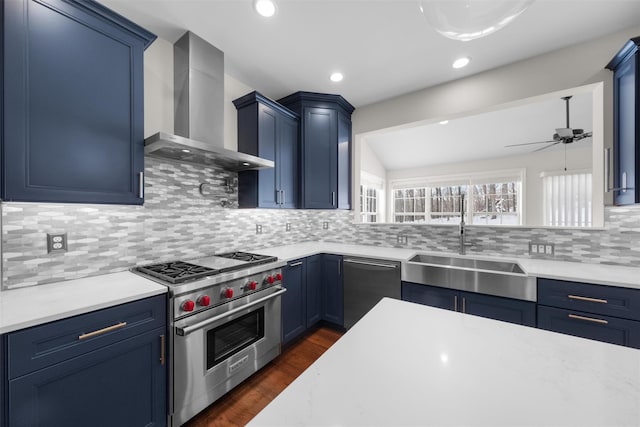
505;140;556;147
532;141;562;153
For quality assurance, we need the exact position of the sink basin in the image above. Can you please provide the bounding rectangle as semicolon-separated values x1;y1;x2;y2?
403;253;536;301
408;254;525;274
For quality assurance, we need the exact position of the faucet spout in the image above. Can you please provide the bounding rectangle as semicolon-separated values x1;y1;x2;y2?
459;193;472;255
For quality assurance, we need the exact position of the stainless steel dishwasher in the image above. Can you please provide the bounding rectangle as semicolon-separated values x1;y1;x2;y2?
343;257;401;329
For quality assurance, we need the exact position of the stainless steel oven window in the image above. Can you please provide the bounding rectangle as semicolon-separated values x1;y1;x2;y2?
206;307;265;369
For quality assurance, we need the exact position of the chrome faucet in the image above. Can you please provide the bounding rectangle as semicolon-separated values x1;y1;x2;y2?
459;194;473;255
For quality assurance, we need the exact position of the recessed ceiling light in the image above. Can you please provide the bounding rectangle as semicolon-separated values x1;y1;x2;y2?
181;149;191;153
242;162;251;166
439;120;449;125
452;57;471;69
254;0;276;17
330;72;344;82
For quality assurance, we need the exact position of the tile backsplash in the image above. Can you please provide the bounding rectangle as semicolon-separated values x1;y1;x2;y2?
2;157;640;289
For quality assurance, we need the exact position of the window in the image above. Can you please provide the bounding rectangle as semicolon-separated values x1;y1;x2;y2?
471;182;519;225
390;170;523;225
542;171;592;227
360;185;379;223
393;188;427;223
360;172;385;223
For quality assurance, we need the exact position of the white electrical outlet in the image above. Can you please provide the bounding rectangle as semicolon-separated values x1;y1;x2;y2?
47;233;68;253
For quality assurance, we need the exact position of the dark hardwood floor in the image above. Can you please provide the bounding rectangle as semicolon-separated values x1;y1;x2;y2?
183;326;343;427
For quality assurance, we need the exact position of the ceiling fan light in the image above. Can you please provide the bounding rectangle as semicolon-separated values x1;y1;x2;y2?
419;0;535;42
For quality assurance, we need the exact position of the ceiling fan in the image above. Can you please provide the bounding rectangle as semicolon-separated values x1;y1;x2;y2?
505;96;592;152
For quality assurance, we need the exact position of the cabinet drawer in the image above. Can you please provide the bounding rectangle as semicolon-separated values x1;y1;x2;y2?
538;305;640;349
538;278;640;321
8;295;166;379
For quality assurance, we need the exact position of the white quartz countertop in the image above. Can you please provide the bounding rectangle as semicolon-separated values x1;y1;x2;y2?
249;298;640;427
257;242;640;289
0;272;167;334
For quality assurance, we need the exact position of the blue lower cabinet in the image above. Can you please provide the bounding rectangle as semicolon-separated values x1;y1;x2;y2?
463;291;536;327
5;295;167;427
282;254;340;344
306;255;322;327
538;305;640;349
282;259;307;345
9;327;167;427
401;282;535;327
321;254;344;327
402;281;457;310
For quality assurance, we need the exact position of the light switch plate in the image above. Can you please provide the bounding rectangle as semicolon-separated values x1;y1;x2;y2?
47;233;68;253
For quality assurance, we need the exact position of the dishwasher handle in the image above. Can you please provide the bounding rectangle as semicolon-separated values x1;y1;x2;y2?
343;258;399;269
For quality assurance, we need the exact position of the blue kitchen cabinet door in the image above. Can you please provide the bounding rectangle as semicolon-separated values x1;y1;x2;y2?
8;327;167;427
303;107;338;209
282;259;307;345
321;254;344;327
402;282;535;327
278;92;355;210
235;92;300;209
606;37;640;205
460;290;536;327
402;282;457;311
2;0;155;205
306;254;323;327
538;305;640;349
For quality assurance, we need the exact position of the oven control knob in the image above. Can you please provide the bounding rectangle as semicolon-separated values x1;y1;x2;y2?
182;300;195;312
266;275;275;284
246;281;258;291
275;273;283;281
198;295;211;307
223;288;234;299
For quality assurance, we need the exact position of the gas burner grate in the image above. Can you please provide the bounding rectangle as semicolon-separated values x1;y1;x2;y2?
216;251;276;263
136;261;219;284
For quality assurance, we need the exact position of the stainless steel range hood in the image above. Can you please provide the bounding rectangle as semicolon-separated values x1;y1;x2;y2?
144;32;273;171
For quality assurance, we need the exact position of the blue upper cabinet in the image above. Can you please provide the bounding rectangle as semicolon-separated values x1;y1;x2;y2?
606;37;640;205
2;0;155;205
234;91;300;209
278;92;355;209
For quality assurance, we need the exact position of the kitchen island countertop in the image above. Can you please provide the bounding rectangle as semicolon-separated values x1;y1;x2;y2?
248;297;640;426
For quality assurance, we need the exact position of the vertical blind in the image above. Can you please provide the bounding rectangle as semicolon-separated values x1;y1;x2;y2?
542;172;592;227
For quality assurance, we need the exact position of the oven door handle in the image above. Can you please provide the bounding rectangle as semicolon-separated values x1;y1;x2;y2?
176;287;287;336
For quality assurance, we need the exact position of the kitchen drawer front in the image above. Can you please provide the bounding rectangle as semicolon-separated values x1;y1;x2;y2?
538;305;640;349
8;295;166;379
538;278;640;321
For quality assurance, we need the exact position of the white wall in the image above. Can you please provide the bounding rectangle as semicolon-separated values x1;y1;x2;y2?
360;139;387;179
143;36;255;150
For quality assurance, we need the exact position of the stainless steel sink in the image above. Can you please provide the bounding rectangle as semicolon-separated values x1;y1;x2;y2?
402;254;536;301
408;254;525;274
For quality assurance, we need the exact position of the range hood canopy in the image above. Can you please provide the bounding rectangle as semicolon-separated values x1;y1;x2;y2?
144;31;273;171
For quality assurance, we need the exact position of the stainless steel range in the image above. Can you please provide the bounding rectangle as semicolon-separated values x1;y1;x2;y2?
134;251;286;427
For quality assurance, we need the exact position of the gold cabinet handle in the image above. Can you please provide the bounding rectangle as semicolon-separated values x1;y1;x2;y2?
78;321;127;340
568;295;608;304
160;334;166;365
568;314;609;325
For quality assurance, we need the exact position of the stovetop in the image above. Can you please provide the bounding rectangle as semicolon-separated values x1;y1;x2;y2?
134;251;278;286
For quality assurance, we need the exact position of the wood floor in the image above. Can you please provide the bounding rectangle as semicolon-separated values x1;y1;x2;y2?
183;326;344;427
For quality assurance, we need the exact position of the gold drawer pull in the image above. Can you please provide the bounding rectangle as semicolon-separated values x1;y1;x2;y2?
160;334;166;366
79;321;127;340
568;314;608;325
568;295;608;304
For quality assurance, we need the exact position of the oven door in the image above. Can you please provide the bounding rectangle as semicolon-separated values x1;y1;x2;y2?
171;286;285;427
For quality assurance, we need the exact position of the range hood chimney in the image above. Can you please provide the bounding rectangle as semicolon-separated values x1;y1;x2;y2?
144;31;274;171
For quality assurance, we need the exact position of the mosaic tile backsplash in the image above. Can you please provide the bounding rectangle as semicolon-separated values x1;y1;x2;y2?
2;157;640;289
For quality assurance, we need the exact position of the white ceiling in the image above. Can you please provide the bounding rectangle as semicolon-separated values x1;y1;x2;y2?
364;91;593;171
101;0;640;108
